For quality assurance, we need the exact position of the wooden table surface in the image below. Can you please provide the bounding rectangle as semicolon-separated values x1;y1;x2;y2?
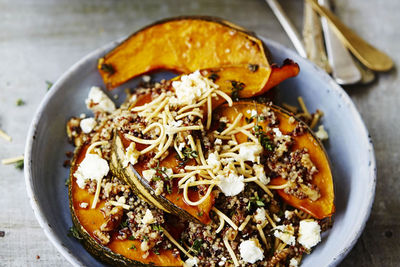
0;0;398;266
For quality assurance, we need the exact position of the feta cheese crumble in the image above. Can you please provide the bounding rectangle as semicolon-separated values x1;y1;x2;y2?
253;164;270;185
207;152;221;171
289;258;299;267
216;164;245;196
274;224;296;246
254;208;267;224
80;117;96;133
184;257;199;267
123;142;140;167
297;219;321;249
141;209;156;224
85;86;116;114
142;169;156;182
171;70;219;105
239;143;263;163
239;239;264;263
315;125;329;141
74;153;109;189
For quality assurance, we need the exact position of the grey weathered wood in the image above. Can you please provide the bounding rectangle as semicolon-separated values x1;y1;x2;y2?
0;0;398;266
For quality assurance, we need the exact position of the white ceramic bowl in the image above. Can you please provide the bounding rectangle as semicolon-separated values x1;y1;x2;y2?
25;37;376;266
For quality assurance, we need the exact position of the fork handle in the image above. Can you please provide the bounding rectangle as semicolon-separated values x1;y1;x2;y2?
307;0;393;72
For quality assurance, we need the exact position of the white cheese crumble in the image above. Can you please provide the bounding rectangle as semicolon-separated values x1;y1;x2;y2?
207;152;221;170
239;239;264;264
85;86;116;113
171;70;219;105
74;153;109;189
274;224;296;246
239;144;263;163
79;202;89;209
253;164;270;185
142;75;151;82
141;209;156;225
297;219;321;249
285;210;294;220
123;142;140;167
178;142;186;151
184;257;199;267
216;165;245;196
80;117;97;133
142;169;156;182
254;208;267;224
273;127;283;137
214;138;222;145
289;258;299;267
315;125;329;141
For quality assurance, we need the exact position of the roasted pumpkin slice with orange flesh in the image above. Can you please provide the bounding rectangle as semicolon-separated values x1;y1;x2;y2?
98;16;270;89
69;144;183;266
110;131;214;225
214;102;335;219
185;62;299;107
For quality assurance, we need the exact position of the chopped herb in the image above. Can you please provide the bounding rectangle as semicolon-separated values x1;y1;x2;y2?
197;211;204;217
177;148;198;167
191;239;203;255
129;244;137;250
46;80;53;91
245;117;254;124
128;235;135;240
152;224;163;232
230;80;245;102
176;196;180;201
253;116;274;152
247;196;265;210
16;99;25;106
100;63;115;76
153;247;160;255
142;236;149;241
151;161;172;181
68;226;83;240
65;178;70;187
166;184;172;194
14;159;24;170
248;64;259;72
120;220;129;228
208;73;219;82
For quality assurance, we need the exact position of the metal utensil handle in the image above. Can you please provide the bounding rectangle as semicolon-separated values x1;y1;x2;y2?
307;0;393;72
319;0;361;84
265;0;307;58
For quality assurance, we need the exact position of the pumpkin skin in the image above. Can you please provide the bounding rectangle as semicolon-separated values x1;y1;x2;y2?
69;144;183;266
213;102;335;219
98;16;271;89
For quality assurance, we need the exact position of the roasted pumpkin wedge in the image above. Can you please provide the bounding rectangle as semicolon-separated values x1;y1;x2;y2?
182;61;299;107
69;144;183;266
213;102;335;219
110;131;214;225
98;16;271;89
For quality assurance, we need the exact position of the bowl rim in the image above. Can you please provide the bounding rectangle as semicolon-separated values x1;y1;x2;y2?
24;37;376;267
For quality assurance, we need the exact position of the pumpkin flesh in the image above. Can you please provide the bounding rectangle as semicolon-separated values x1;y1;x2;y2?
214;102;335;219
98;17;270;89
70;144;183;266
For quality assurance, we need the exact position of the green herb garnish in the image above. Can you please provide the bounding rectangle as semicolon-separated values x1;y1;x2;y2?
65;178;70;187
129;244;137;250
208;73;219;82
230;80;245;102
16;99;25;106
152;224;163;232
100;63;115;76
128;235;135;240
248;64;259;72
14;159;24;170
46;81;53;91
191;239;203;254
68;226;83;240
